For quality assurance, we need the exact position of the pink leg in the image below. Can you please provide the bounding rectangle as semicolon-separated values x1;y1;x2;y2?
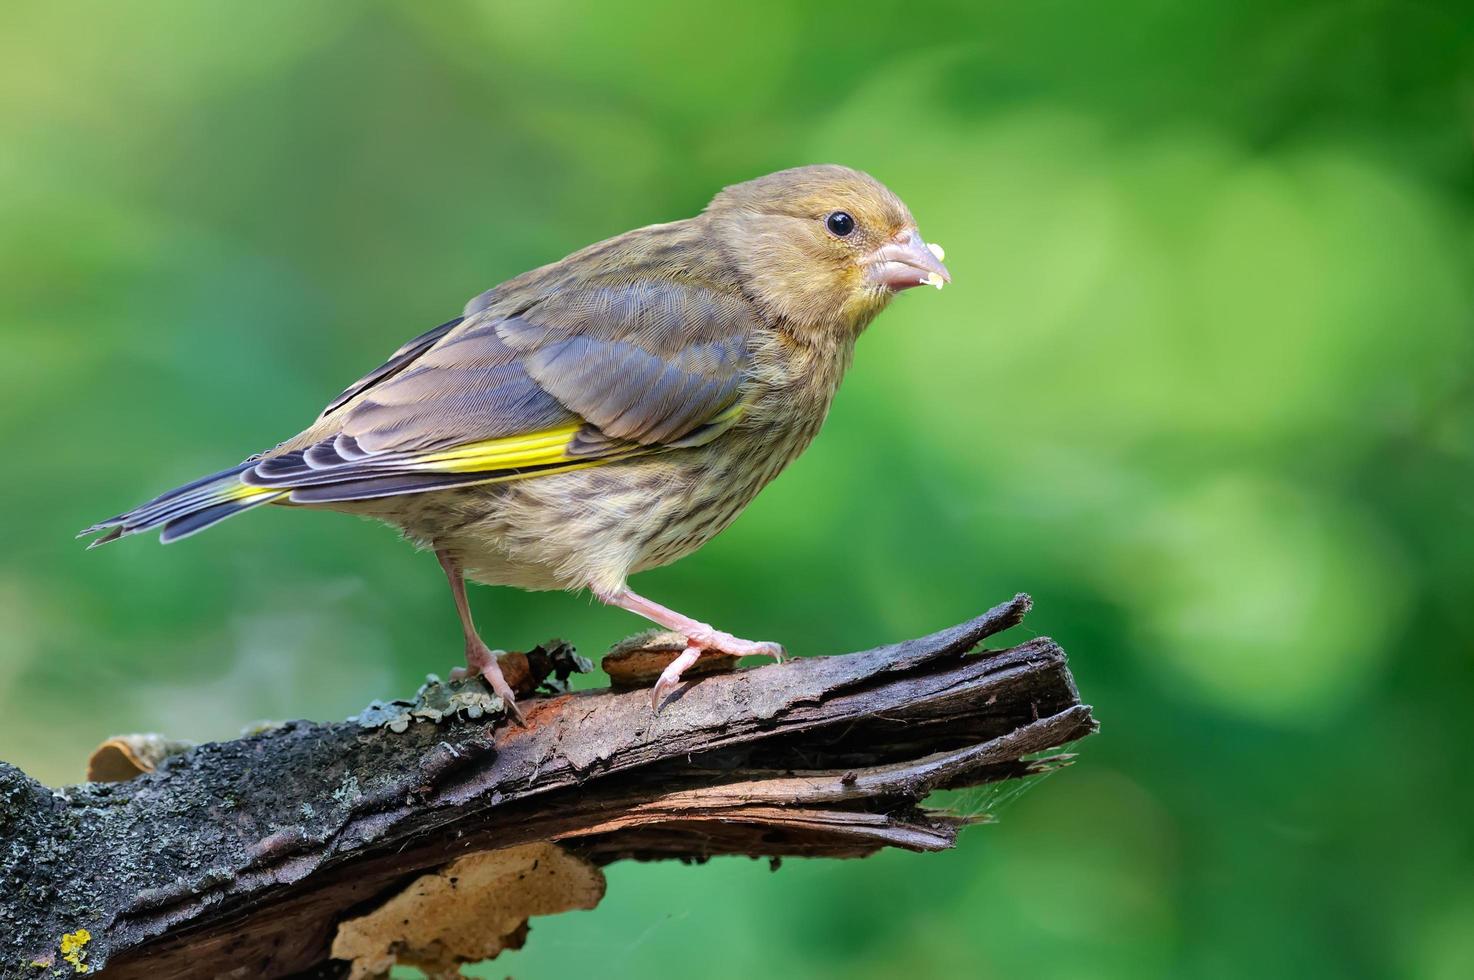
595;586;785;708
437;549;525;726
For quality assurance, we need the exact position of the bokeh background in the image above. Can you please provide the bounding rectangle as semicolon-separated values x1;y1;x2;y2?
3;2;1472;977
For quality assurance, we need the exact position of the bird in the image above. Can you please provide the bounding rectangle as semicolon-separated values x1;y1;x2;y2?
81;164;951;719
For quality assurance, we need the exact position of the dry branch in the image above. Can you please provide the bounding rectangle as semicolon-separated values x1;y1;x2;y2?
1;593;1096;979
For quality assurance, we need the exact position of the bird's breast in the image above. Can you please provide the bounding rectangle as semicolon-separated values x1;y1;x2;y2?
624;420;818;573
626;336;854;572
403;328;857;592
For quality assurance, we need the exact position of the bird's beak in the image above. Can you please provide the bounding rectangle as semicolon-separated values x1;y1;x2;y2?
864;230;951;291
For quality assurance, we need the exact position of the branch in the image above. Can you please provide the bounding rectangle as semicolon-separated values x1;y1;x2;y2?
1;594;1097;979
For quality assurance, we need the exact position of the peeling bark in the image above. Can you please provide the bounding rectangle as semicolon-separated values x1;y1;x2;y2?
1;594;1097;979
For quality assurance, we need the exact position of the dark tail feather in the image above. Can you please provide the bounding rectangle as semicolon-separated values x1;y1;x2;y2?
286;470;506;503
157;498;273;543
283;459;598;504
81;462;285;547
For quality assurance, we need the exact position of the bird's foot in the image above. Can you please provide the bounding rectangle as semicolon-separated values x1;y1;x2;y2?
651;628;785;710
451;640;525;726
589;586;785;710
684;626;785;662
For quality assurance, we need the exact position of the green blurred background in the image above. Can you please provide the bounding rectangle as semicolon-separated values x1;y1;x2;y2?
3;1;1472;977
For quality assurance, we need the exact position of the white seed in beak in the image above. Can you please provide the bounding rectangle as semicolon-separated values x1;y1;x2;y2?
922;272;946;290
927;242;946;262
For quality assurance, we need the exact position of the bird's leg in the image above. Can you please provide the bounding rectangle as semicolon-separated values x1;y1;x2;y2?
595;586;787;660
594;586;785;708
436;549;525;726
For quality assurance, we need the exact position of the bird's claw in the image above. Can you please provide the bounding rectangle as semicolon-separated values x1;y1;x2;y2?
504;700;527;727
649;634;785;711
480;666;526;726
457;646;526;727
650;644;703;711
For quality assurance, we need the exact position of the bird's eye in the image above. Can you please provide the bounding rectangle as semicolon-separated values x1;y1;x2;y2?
825;211;855;237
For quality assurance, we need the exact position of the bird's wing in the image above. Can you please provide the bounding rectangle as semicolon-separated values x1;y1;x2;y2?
316;315;465;421
241;277;759;504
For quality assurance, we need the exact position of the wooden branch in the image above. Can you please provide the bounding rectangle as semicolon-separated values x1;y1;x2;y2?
1;594;1097;979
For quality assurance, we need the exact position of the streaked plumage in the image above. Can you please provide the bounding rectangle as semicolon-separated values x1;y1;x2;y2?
83;165;950;715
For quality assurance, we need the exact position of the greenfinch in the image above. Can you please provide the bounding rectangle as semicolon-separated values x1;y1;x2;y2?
83;165;950;717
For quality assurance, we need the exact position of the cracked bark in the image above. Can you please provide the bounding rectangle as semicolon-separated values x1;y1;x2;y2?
0;593;1097;979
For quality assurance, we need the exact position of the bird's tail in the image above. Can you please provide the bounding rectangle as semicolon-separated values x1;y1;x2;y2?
80;461;288;548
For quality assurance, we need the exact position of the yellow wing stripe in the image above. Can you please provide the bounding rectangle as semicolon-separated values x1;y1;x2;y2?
229;484;289;502
407;423;585;474
404;403;745;475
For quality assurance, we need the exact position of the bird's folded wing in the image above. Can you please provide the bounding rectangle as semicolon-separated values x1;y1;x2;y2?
242;278;759;503
316;315;466;421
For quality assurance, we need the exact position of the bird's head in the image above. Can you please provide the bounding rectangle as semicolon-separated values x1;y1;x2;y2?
704;164;950;335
